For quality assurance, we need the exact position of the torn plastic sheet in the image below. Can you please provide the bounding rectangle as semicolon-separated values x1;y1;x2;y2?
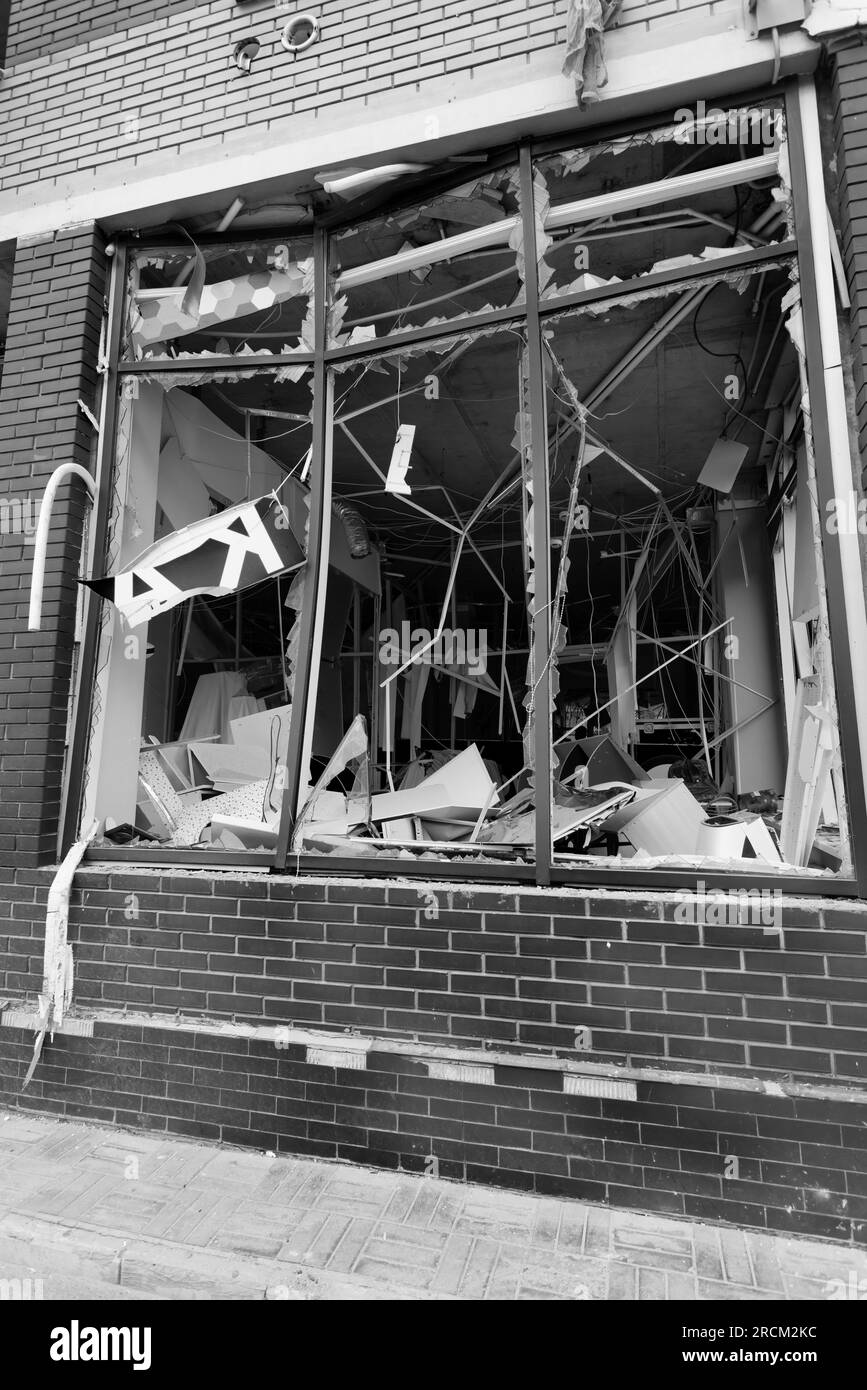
562;0;622;104
42;820;99;1030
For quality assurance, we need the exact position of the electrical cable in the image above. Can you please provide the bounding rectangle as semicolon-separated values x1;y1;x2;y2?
691;280;749;406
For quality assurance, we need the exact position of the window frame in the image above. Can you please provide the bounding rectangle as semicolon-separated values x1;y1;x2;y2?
66;79;867;897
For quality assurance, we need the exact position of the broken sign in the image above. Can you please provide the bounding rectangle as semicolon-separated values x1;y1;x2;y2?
82;495;303;629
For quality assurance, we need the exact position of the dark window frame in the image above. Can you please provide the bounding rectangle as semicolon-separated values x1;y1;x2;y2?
69;80;867;897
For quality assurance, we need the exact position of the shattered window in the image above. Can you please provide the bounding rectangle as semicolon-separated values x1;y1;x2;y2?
534;103;790;301
293;330;536;863
77;114;857;883
543;263;851;877
326;168;524;347
123;240;315;362
83;370;313;853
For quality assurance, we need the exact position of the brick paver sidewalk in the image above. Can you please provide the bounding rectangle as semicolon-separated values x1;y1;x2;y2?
0;1109;865;1300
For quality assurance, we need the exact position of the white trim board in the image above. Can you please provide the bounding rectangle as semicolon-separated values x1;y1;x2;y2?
0;27;818;244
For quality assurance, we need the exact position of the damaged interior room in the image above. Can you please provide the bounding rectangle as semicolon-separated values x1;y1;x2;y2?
66;101;853;883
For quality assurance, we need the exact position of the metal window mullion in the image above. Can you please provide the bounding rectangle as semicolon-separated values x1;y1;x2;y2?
519;147;553;888
785;78;867;893
59;243;128;858
275;227;331;870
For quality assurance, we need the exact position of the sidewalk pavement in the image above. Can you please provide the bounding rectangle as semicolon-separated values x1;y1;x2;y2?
0;1108;865;1300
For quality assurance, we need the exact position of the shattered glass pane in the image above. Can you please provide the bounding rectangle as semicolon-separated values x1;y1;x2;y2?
534;102;789;301
123;239;315;362
543;261;851;876
297;330;536;862
85;372;313;855
326;168;523;347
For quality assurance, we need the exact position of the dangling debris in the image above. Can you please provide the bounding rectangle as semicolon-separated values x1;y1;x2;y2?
562;0;622;105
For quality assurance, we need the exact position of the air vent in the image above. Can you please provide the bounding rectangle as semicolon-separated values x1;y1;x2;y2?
563;1074;637;1101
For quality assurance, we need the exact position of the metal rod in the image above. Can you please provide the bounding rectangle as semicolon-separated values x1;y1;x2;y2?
546;153;780;230
557;618;732;749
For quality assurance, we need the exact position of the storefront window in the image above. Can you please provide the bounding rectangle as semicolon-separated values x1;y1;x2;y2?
292;329;535;864
76;107;856;882
534;101;788;302
81;370;312;853
542;268;849;876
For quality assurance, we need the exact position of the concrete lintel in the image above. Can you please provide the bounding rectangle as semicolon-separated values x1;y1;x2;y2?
0;27;819;244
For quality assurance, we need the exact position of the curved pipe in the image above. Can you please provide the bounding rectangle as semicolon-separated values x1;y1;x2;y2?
28;464;97;632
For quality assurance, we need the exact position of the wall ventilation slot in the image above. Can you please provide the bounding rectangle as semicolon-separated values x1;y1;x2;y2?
427;1061;495;1085
563;1074;637;1101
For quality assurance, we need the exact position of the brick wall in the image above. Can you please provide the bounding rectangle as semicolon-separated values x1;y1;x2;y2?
0;226;106;863
0;0;735;201
832;46;867;486
0;1017;864;1243
6;0;202;64
3;867;867;1087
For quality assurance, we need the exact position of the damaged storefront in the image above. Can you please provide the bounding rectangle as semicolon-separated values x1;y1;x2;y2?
48;93;861;896
4;0;867;1242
